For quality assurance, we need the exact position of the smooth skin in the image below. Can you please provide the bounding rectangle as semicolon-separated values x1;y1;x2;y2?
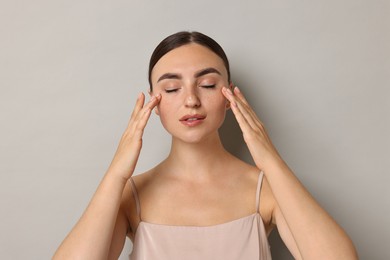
53;44;357;260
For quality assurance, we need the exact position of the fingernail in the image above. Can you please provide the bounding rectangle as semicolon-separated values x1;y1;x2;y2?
227;88;233;95
235;86;240;93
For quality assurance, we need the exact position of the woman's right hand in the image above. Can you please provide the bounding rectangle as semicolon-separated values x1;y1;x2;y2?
107;92;161;181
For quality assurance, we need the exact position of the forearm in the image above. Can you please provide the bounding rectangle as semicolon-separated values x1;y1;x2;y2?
222;86;357;258
53;171;127;260
53;93;160;259
264;157;357;259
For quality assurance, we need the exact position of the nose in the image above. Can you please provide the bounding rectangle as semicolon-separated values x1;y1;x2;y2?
184;88;201;108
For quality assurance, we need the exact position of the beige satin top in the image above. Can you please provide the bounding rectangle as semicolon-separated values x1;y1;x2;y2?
129;172;272;260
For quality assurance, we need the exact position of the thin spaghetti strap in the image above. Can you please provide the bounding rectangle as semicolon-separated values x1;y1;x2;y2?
129;178;141;220
255;171;264;213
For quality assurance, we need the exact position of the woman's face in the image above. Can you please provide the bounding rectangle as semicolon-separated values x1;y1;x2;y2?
150;43;230;143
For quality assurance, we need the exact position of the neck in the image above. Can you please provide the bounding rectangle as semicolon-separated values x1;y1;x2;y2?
163;132;231;180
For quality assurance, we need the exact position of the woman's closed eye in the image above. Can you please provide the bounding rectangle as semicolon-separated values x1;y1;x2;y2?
201;84;216;89
164;84;216;93
165;88;179;93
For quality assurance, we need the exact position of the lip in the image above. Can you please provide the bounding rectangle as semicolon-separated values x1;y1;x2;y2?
179;114;206;126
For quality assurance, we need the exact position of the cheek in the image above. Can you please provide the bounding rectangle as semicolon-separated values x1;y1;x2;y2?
156;99;174;123
203;94;228;124
205;92;228;110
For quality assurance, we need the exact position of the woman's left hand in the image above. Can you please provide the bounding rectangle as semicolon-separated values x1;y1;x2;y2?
222;86;358;260
222;86;282;170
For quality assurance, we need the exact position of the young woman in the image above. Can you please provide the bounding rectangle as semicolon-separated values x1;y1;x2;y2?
53;31;357;259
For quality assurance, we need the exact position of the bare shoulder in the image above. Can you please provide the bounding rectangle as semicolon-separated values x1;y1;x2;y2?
226;158;275;232
130;167;164;198
231;157;276;233
122;170;156;240
131;169;155;189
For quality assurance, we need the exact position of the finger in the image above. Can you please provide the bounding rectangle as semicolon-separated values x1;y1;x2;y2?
128;92;145;127
130;93;160;126
133;92;146;115
233;86;250;106
144;93;161;111
233;96;260;131
136;93;161;121
132;94;161;135
229;98;256;137
233;87;257;117
222;87;255;132
222;87;238;108
233;87;264;129
223;87;257;128
223;87;265;135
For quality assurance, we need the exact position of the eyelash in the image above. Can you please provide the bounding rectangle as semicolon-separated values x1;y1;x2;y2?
164;85;216;93
165;89;179;93
202;84;216;89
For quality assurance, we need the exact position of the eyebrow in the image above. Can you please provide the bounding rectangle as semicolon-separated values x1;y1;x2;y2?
157;67;222;83
157;73;181;82
194;67;221;78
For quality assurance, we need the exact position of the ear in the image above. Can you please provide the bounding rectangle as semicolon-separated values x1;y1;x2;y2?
229;82;234;91
225;101;231;110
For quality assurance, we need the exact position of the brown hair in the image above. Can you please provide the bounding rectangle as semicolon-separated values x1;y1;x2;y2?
148;31;231;91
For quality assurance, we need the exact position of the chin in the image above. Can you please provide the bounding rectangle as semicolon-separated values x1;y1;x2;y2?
178;135;206;144
171;129;220;145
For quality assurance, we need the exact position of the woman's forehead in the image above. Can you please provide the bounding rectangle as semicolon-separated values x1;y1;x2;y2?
151;44;227;81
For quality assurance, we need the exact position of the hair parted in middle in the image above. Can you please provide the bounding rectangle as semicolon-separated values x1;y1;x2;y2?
148;31;231;91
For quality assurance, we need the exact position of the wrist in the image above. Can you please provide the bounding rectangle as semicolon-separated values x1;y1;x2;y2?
104;168;132;185
260;153;288;174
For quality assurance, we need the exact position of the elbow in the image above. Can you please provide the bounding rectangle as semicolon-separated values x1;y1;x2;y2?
343;238;359;260
328;236;358;260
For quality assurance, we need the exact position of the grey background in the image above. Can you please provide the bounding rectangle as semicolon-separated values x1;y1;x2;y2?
1;0;389;259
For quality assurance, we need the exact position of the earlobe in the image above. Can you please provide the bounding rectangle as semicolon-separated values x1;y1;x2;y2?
229;82;234;91
225;101;231;110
